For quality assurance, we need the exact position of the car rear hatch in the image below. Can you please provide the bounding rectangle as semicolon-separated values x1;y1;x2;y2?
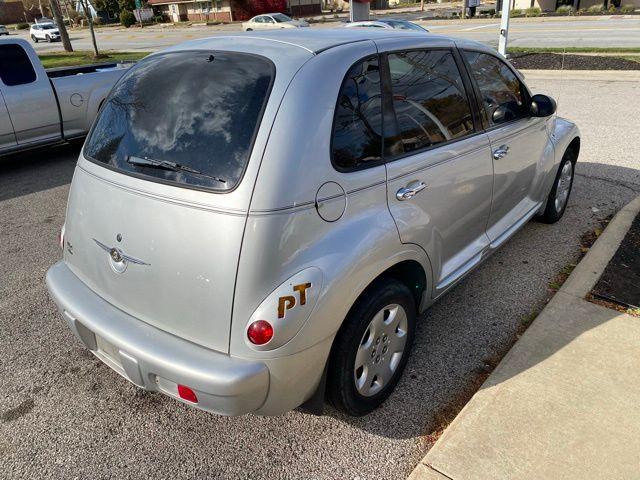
61;49;280;353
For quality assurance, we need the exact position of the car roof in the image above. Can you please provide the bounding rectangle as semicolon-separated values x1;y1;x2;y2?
170;28;480;55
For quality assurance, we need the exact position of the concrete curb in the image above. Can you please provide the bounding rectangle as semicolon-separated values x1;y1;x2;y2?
409;195;640;480
519;69;640;81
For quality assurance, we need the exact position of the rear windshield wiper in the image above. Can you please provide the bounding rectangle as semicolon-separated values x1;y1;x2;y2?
126;156;226;184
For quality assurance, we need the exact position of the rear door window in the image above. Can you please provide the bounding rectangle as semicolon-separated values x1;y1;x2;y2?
84;51;274;191
0;44;37;86
388;50;474;155
331;56;384;171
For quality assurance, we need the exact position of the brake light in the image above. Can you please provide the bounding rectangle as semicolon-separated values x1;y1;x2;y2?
247;320;273;345
58;223;65;250
177;384;198;403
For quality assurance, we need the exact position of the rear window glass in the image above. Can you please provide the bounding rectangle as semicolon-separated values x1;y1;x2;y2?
84;51;274;191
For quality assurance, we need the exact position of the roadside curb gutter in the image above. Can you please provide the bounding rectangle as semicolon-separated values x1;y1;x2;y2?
409;195;640;480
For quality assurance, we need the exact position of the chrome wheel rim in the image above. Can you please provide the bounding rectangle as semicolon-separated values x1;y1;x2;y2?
554;161;573;212
354;304;408;397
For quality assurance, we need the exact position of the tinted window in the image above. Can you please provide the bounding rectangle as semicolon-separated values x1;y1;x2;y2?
0;44;37;86
331;57;383;170
464;51;528;125
84;51;274;191
388;50;474;154
272;13;291;22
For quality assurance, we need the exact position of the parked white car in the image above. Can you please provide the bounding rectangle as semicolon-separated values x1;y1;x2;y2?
30;22;60;43
0;25;9;36
345;19;428;32
242;13;309;31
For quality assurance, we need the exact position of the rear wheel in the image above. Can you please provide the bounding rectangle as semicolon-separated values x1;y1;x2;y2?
32;34;38;43
327;278;416;416
536;147;576;224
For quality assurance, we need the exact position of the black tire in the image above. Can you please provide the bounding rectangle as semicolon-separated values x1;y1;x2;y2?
536;147;577;224
46;35;52;43
32;34;38;43
246;28;253;31
327;277;416;416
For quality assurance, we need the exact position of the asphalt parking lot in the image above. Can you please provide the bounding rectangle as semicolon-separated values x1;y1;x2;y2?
1;75;639;479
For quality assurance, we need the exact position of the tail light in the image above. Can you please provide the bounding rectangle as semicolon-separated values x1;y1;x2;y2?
177;384;198;404
247;320;273;345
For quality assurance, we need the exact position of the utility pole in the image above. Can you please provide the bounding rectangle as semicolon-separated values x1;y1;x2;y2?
498;0;511;56
49;0;73;52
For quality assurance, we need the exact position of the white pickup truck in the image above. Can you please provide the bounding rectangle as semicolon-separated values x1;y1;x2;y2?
0;38;132;156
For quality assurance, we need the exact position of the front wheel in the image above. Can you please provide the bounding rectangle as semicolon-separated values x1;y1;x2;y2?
536;148;576;224
32;34;38;43
46;35;52;43
327;278;416;416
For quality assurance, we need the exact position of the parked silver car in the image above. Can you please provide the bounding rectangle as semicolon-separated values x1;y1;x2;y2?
46;29;580;417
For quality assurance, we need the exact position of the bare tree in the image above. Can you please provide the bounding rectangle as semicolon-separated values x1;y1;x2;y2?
78;0;101;57
49;0;73;52
461;0;468;18
420;0;424;12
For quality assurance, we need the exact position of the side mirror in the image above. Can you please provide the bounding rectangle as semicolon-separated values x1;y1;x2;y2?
530;94;557;117
492;105;508;124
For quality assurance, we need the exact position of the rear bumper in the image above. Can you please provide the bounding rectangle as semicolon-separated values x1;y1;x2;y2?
46;261;269;416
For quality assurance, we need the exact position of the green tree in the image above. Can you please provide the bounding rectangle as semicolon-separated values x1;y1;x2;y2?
95;0;119;17
118;0;136;12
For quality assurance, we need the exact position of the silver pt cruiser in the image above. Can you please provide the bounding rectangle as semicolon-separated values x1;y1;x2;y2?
46;29;580;416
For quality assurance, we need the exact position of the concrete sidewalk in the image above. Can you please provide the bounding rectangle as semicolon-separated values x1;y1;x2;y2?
410;196;640;480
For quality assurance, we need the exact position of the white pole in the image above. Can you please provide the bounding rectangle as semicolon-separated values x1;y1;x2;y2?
498;0;510;57
349;0;370;22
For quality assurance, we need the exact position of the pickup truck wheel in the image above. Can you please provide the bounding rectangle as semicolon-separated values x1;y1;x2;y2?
327;278;416;416
32;34;38;43
536;147;576;224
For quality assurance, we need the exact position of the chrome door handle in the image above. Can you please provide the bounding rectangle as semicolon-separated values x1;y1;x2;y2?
493;145;510;160
396;182;427;201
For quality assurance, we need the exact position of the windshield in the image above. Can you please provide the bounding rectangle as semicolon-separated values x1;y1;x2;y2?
84;51;274;191
383;20;426;31
272;13;291;22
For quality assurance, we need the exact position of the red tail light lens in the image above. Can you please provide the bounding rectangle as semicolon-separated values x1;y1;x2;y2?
247;320;274;345
177;384;198;403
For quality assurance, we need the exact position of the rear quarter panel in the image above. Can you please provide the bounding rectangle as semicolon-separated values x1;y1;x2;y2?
52;68;127;138
232;41;433;362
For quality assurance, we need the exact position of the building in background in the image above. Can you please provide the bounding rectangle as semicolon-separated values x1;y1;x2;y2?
149;0;320;22
511;0;639;10
0;0;50;23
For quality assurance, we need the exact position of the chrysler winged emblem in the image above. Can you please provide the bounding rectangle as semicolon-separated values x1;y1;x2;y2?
93;238;150;274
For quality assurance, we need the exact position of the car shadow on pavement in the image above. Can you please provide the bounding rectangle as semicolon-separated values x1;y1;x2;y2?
323;161;640;441
0;143;80;202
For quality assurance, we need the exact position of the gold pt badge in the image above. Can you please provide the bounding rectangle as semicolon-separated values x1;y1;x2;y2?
278;283;312;319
